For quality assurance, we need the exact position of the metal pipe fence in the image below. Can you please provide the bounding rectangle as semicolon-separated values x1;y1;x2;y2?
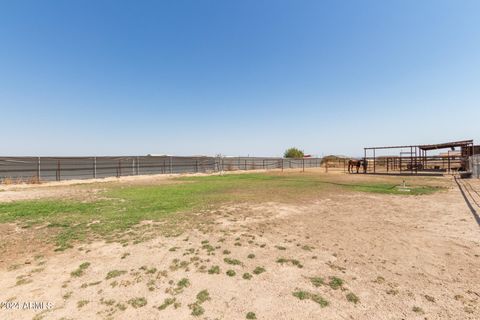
0;156;323;183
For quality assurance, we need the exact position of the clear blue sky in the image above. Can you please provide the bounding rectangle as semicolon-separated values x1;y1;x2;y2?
1;0;479;157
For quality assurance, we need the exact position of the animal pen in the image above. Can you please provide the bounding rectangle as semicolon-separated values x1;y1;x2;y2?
363;140;475;175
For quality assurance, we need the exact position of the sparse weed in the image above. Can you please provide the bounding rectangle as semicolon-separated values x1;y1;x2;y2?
310;277;324;287
106;270;127;280
224;257;242;265
190;303;204;316
208;265;220;274
128;297;147;308
253;267;266;275
346;292;359;304
71;262;91;277
177;278;190;289
196;290;210;303
412;306;424;314
158;298;176;310
77;300;89;308
329;277;344;290
293;290;328;307
276;258;303;268
243;273;252;280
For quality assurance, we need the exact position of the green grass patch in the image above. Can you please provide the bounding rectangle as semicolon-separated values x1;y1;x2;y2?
0;173;442;249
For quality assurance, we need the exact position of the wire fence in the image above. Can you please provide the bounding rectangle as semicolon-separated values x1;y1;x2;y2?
0;156;323;183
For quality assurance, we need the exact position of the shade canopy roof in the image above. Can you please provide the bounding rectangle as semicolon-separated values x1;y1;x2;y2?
418;140;473;151
365;140;473;151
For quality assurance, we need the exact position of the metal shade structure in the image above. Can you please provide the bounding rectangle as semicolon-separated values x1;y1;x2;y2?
363;140;474;175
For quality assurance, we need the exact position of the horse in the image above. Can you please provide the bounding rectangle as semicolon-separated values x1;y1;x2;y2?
348;159;368;173
348;160;362;173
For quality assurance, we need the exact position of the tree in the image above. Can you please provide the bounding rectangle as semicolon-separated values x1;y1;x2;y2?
284;147;304;158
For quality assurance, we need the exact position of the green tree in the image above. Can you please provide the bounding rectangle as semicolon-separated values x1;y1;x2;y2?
284;147;304;158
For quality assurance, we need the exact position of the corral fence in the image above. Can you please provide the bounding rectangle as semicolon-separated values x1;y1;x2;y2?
0;156;323;183
469;155;480;179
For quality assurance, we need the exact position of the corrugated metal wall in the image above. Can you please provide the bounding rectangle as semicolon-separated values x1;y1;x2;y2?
0;156;323;182
470;155;480;178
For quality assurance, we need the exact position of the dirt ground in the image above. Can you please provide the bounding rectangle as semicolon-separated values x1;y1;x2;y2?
1;170;479;320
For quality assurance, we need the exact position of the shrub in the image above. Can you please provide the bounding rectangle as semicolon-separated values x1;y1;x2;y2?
284;147;304;158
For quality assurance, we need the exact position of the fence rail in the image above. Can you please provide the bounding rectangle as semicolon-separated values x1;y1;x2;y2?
0;156;323;183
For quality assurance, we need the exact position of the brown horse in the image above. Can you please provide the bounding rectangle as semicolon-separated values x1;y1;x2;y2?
348;160;361;173
348;159;368;173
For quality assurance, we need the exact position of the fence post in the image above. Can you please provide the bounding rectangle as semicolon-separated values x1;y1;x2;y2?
56;160;61;181
196;159;198;173
37;157;41;182
169;157;173;174
448;154;451;174
137;156;140;175
132;158;135;176
302;158;305;172
93;157;97;178
281;159;284;172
